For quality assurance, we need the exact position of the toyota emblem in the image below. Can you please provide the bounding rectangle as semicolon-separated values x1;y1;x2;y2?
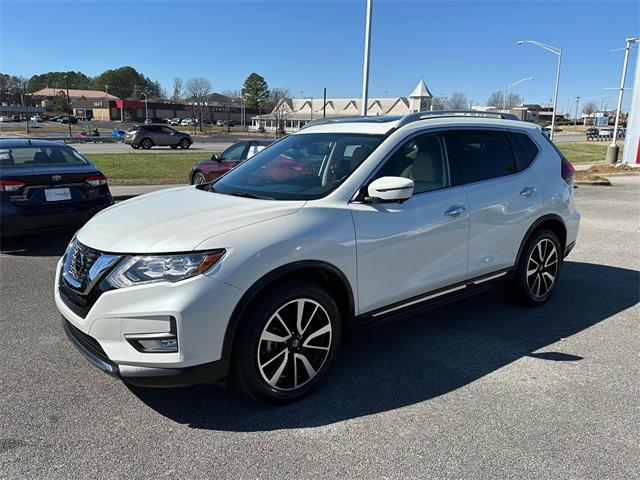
52;175;62;181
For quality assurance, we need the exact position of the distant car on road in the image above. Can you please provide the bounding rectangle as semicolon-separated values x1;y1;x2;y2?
0;139;113;237
124;124;192;149
144;117;167;125
598;128;613;140
586;128;599;140
57;116;78;124
189;139;274;184
0;116;11;123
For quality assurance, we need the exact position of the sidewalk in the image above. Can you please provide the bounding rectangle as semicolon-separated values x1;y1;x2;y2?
110;184;185;201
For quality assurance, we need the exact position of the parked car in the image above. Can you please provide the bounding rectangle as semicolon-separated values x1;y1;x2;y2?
598;128;614;140
55;112;579;404
181;118;197;126
57;115;78;124
216;120;225;126
170;118;181;126
124;124;192;149
111;129;126;141
0;139;113;237
586;128;599;140
0;116;12;122
145;117;167;125
617;127;626;139
189;139;275;184
30;115;42;122
11;115;21;122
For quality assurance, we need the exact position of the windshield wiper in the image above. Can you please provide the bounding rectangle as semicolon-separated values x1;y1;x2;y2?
227;191;274;200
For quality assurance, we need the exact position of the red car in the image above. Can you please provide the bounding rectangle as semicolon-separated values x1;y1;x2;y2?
189;139;274;184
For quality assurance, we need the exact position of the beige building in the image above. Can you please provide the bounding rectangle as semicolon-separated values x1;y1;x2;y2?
251;80;433;133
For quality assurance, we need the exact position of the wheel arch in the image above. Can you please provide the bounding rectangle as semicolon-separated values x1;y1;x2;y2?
515;214;567;266
221;260;355;361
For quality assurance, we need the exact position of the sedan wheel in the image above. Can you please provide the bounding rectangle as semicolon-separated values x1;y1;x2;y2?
179;138;191;149
192;172;206;185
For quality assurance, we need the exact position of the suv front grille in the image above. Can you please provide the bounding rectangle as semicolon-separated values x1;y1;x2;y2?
67;241;102;284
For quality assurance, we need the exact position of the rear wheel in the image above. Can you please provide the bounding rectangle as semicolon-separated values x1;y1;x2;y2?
192;172;206;185
179;138;191;149
232;281;341;404
140;138;153;149
506;229;562;306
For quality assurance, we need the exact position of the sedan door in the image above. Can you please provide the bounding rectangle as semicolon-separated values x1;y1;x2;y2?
350;131;469;314
449;129;543;279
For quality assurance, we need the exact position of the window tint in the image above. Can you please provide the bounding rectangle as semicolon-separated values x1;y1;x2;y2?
161;127;175;134
373;132;450;194
0;146;89;168
221;143;246;161
453;130;517;183
510;132;539;170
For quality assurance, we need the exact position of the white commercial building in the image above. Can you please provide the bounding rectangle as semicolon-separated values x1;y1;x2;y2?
251;80;433;133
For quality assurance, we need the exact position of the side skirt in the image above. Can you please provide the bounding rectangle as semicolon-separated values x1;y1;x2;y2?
355;268;513;326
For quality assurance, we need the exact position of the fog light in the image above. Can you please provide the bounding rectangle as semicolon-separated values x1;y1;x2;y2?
137;338;178;352
126;333;178;353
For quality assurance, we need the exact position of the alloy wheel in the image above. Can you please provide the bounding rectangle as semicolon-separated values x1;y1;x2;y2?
526;238;558;299
193;172;206;185
257;298;332;391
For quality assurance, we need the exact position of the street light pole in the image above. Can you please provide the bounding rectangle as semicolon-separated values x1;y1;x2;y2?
517;40;562;140
503;77;534;111
65;75;72;138
608;37;639;163
140;92;148;122
361;0;373;116
574;96;581;127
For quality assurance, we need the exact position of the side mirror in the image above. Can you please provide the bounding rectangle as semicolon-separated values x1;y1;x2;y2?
365;176;414;204
211;154;219;162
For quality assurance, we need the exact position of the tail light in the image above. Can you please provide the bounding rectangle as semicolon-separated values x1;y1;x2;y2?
0;180;26;192
86;174;107;187
561;157;575;184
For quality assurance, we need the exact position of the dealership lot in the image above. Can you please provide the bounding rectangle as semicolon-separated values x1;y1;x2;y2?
0;177;638;479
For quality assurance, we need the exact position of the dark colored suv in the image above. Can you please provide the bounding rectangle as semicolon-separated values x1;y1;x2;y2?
124;125;192;150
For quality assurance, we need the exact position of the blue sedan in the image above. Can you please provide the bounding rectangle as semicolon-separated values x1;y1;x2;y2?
0;139;113;237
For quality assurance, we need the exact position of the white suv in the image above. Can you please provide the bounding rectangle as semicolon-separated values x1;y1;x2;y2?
55;112;580;404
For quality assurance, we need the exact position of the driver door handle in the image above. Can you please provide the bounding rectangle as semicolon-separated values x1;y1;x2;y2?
520;186;537;197
444;204;467;217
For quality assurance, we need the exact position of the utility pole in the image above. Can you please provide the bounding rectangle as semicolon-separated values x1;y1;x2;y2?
22;83;30;134
361;0;373;116
323;87;327;119
608;37;639;163
574;96;581;127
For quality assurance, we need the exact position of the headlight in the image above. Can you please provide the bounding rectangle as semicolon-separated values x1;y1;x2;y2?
106;250;225;288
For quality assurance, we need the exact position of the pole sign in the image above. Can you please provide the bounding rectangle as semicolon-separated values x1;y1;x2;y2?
622;44;639;165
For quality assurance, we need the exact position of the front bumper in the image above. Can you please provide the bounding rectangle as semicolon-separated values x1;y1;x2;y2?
63;317;229;387
55;258;244;387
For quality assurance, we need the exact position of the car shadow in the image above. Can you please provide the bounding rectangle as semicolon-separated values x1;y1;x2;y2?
129;261;639;432
0;229;74;257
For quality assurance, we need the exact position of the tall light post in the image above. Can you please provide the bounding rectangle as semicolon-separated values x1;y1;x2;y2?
517;40;562;140
361;0;373;116
65;74;72;138
574;96;581;127
139;92;148;122
607;37;639;164
503;77;533;111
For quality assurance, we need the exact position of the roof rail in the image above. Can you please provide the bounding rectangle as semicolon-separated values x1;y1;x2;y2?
300;115;402;130
396;110;520;128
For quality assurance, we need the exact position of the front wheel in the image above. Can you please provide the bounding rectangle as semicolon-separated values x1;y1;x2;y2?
232;281;341;404
506;229;562;306
131;143;140;150
179;138;191;149
140;138;153;149
192;172;206;185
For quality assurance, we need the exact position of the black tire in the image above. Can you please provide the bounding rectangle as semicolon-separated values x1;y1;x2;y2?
179;138;191;149
131;143;140;150
140;138;153;150
232;281;341;404
506;229;562;306
191;172;206;185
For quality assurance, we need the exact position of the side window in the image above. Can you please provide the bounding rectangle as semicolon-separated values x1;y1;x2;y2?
221;143;246;161
373;132;451;194
452;130;517;184
161;127;175;134
510;132;539;170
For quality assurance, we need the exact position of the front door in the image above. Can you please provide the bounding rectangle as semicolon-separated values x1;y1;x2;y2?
350;131;469;314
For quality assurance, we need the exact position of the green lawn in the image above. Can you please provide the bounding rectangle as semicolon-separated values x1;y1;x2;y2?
558;142;623;164
85;152;217;185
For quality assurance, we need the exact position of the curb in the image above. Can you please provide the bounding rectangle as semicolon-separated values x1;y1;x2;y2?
574;179;611;186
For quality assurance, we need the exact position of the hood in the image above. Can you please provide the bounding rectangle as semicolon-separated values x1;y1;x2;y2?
77;186;305;253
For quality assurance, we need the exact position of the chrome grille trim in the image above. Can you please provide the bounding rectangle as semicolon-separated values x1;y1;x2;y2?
62;238;120;295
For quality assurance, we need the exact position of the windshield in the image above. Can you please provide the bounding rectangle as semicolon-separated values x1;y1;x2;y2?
211;133;383;200
0;146;90;168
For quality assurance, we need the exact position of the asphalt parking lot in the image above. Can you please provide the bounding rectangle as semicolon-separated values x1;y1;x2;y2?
1;177;638;480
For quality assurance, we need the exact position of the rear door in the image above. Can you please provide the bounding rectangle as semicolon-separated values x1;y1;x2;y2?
449;128;543;279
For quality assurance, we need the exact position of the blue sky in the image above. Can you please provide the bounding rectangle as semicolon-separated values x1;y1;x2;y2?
1;0;638;111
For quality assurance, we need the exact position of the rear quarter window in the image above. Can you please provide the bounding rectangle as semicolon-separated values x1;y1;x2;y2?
509;132;540;170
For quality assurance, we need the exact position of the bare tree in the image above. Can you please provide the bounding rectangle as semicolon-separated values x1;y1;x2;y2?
172;77;183;103
431;95;447;110
269;88;291;137
446;92;469;110
487;91;504;109
185;77;212;130
582;100;597;116
506;92;522;109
